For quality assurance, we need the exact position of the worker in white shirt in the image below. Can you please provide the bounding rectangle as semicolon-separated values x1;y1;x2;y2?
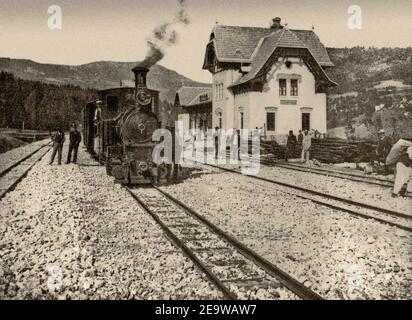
392;146;412;197
301;130;312;164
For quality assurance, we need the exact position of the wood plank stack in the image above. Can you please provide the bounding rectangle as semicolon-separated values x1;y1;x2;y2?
311;139;376;163
255;139;377;163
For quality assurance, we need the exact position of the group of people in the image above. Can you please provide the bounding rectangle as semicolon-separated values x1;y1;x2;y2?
369;129;412;197
285;130;313;163
49;124;82;165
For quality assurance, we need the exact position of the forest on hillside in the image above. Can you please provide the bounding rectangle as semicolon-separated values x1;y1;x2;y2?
326;47;412;139
0;71;96;130
0;71;176;131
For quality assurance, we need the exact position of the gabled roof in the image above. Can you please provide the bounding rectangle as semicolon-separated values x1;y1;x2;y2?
292;30;334;67
211;26;271;62
229;29;337;88
175;86;212;106
187;90;212;107
205;24;334;67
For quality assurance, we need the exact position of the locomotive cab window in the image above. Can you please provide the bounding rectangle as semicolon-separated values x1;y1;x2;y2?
107;96;119;112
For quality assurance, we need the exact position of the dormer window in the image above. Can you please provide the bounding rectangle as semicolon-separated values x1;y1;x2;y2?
279;79;287;96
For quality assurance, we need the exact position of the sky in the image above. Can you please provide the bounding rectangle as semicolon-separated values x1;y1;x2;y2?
0;0;411;83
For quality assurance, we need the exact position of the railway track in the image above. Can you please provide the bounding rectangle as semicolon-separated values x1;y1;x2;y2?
204;163;412;232
126;185;323;300
0;143;52;200
271;160;394;188
227;151;395;188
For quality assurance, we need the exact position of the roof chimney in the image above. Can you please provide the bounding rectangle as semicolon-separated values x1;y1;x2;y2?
271;17;284;31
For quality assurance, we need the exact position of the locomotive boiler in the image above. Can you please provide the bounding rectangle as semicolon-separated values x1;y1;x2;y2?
82;65;168;184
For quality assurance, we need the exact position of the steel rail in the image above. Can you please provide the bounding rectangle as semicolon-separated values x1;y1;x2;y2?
0;146;52;200
153;186;324;300
125;186;237;300
270;161;394;187
227;151;395;188
208;163;411;219
203;163;412;232
0;142;51;178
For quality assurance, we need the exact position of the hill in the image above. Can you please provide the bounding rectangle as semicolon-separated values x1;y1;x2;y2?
0;71;95;130
326;47;412;139
0;58;210;102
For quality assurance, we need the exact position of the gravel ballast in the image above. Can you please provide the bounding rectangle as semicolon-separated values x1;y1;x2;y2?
161;163;412;299
0;145;222;300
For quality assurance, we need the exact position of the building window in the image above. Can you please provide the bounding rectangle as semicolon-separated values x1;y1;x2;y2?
217;112;222;129
266;112;276;131
291;79;298;96
107;96;118;112
240;112;244;130
302;113;311;131
215;83;224;101
279;79;287;96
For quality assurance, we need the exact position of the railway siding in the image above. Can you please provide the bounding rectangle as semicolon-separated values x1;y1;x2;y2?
216;160;411;216
160;164;412;299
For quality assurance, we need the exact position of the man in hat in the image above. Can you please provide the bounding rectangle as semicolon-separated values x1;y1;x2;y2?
374;129;393;174
66;123;82;164
213;127;221;160
94;101;103;122
50;127;65;165
285;130;297;162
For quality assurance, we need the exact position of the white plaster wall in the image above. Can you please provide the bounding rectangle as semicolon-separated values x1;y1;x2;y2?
233;57;327;141
212;69;242;130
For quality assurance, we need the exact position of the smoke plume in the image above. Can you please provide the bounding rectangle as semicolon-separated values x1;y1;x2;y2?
139;0;190;68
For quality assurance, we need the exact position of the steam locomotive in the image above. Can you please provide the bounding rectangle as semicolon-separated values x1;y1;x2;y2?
82;66;168;184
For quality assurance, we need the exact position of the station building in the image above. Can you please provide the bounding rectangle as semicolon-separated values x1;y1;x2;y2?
174;86;213;133
202;18;337;142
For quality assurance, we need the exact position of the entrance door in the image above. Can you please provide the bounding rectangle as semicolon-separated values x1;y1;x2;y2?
302;113;311;131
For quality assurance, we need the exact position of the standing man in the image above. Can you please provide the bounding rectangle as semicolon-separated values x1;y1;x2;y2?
375;129;393;174
213;127;221;160
301;130;312;164
50;127;65;165
285;130;297;162
67;124;82;164
392;146;412;197
298;130;303;145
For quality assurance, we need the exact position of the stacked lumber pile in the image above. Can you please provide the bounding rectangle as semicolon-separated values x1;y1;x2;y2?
311;139;377;163
256;139;377;163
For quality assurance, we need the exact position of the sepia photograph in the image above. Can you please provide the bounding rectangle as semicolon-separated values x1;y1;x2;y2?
0;0;411;309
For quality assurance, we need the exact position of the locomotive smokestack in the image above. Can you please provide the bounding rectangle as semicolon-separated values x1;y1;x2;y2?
132;65;152;110
132;66;149;89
